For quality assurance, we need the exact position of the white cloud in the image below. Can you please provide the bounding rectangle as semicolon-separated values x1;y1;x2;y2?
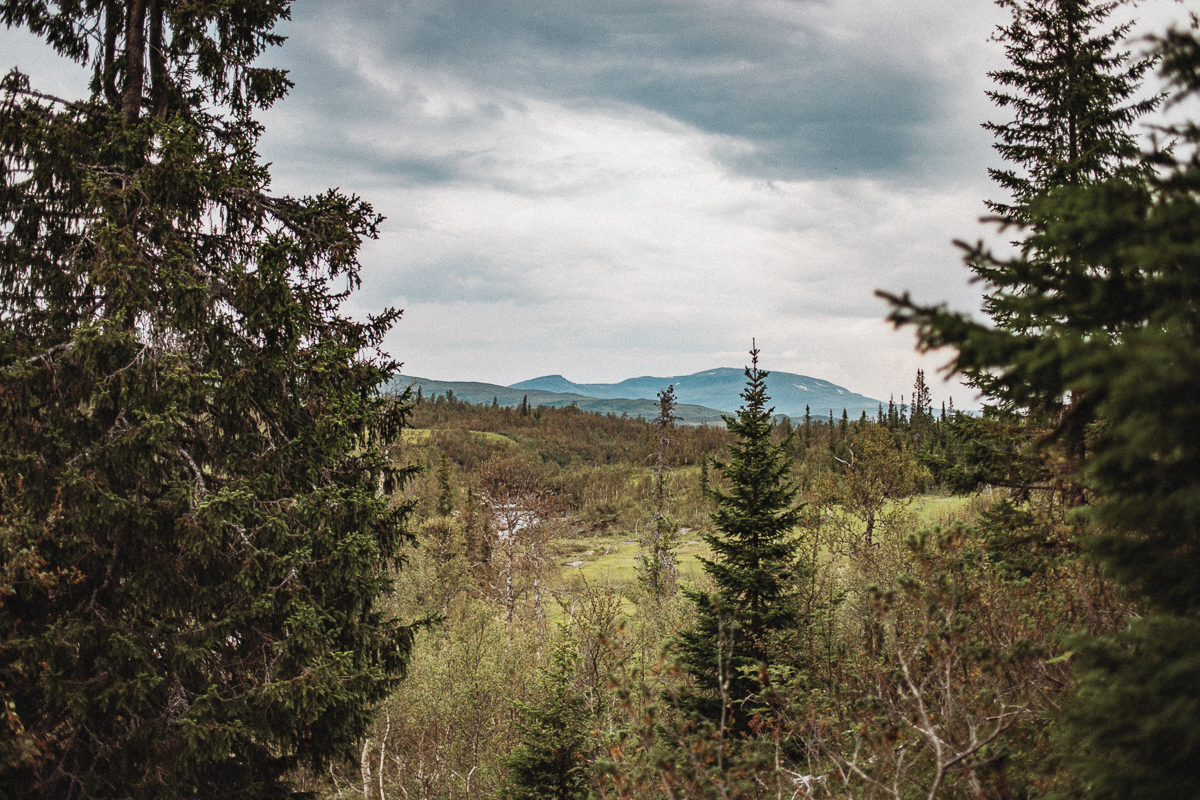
4;0;1187;410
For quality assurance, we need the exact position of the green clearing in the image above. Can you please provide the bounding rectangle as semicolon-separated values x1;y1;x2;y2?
546;491;981;607
403;428;518;446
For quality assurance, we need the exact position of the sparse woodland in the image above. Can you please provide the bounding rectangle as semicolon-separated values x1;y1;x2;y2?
324;356;1126;800
4;1;1200;799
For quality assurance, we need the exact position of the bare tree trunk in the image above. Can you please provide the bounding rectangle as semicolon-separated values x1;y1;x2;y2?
361;738;373;800
148;0;168;118
102;0;120;105
505;535;515;622
378;711;390;800
121;0;148;123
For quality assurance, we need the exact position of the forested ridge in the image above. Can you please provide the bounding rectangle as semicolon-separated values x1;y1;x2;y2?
3;1;1200;799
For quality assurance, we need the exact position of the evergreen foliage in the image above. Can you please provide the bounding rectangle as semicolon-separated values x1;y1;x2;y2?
435;452;455;517
0;3;416;796
638;385;681;599
885;20;1200;800
677;346;803;726
985;0;1158;226
502;630;591;800
978;0;1159;369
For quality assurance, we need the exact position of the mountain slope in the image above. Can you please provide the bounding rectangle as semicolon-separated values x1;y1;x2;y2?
510;368;882;419
387;376;731;424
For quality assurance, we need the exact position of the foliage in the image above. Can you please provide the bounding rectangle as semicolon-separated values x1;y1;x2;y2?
352;384;1109;799
361;596;542;800
984;0;1158;229
677;347;805;728
639;385;682;599
407;392;732;472
952;0;1161;523
814;423;928;555
1064;613;1200;800
0;3;416;797
885;18;1200;800
502;627;593;800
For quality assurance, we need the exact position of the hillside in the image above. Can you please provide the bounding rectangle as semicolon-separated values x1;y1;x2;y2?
511;367;884;418
388;375;730;424
390;367;885;423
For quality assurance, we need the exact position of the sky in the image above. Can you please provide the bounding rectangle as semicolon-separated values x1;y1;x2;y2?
2;0;1191;408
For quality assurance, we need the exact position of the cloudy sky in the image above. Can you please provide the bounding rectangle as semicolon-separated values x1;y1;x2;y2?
2;0;1190;407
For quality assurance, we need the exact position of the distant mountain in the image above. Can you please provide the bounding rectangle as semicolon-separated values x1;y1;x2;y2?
386;376;731;425
510;368;883;419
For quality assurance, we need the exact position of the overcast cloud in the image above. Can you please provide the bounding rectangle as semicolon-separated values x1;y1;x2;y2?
3;0;1190;407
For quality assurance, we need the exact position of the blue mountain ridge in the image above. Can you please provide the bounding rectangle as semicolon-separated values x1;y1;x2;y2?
510;367;884;420
387;376;731;424
391;368;886;423
484;367;883;419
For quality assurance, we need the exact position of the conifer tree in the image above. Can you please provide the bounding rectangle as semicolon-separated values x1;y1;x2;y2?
0;3;417;796
885;21;1200;800
912;370;933;423
802;404;812;451
638;385;681;598
676;346;803;726
502;630;590;800
976;0;1159;391
984;0;1158;228
435;452;455;517
904;0;1158;504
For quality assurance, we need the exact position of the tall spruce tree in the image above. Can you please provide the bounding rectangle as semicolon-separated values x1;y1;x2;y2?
886;21;1200;800
908;0;1159;506
0;3;417;797
978;0;1158;372
676;346;803;727
985;0;1158;227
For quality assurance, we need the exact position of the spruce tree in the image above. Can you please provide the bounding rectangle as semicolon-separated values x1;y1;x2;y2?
885;22;1200;800
975;0;1159;388
896;0;1159;504
435;452;455;517
0;3;417;796
984;0;1158;229
502;628;590;800
912;370;932;424
638;385;681;598
676;346;803;727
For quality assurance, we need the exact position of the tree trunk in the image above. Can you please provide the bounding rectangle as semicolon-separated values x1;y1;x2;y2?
102;0;120;105
148;0;168;118
121;0;148;122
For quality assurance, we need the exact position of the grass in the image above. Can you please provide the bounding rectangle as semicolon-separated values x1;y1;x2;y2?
911;494;979;526
549;492;983;592
538;492;988;628
550;526;712;603
402;428;517;446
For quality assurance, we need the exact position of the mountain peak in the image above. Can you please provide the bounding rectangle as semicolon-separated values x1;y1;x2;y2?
509;368;881;418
